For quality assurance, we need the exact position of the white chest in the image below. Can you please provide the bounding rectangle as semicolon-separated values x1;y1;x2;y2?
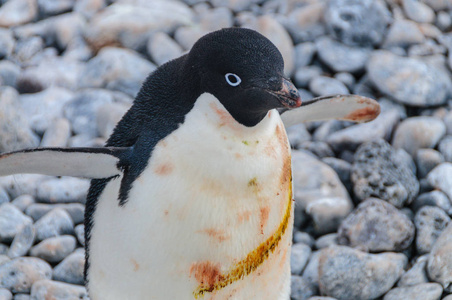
87;94;294;300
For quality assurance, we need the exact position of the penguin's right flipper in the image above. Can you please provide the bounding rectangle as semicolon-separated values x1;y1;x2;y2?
0;147;132;179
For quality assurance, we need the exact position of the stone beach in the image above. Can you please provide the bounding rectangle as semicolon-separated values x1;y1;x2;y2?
0;0;452;299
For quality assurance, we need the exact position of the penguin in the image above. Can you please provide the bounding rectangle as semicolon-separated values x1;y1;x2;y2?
0;28;380;299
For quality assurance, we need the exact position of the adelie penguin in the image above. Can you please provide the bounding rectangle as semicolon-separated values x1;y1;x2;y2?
0;28;380;299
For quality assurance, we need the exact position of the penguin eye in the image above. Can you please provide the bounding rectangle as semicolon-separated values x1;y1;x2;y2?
225;73;241;87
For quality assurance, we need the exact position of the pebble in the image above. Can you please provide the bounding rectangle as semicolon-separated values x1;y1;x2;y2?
14;36;44;64
7;224;35;259
294;42;316;68
0;30;14;60
36;177;90;204
292;150;353;234
427;222;452;292
0;288;11;300
302;251;321;291
309;76;349;97
52;12;87;52
367;51;452;107
13;294;29;300
403;0;436;23
52;248;84;285
0;61;20;88
397;255;429;287
411;191;452;214
384;282;442;300
294;66;322;88
324;0;391;47
415;149;445;178
30;279;88;300
437;11;452;31
84;1;193;51
0;87;39;152
318;246;407;299
0;0;37;27
290;243;312;275
392;117;446;156
326;110;400;152
383;19;425;49
30;235;76;263
0;257;51;293
0;204;33;244
334;72;355;90
315;233;338;249
19;87;74;134
147;32;183;66
337;199;415;252
40;118;71;148
427;162;452;200
33;208;74;242
96;102;130;139
438;135;452;162
74;224;85;246
11;195;34;213
26;203;84;225
290;276;316;300
313;120;346;142
351;139;419;208
37;0;75;17
297;141;334;159
286;124;311;148
73;0;106;19
0;174;50;200
78;47;156;97
0;190;8;207
0;255;9;265
445;111;452;135
307;297;337;300
321;158;352;192
316;37;371;73
415;206;450;254
420;0;451;11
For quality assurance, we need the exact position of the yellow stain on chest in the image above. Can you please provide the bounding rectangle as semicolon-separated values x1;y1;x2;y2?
192;173;293;299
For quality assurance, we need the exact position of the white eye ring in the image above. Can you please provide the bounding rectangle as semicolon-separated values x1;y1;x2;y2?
225;73;241;87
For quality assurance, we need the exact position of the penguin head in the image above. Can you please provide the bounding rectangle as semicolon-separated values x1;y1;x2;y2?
186;28;301;127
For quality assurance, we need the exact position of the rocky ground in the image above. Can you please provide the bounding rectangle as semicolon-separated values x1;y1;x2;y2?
0;0;451;299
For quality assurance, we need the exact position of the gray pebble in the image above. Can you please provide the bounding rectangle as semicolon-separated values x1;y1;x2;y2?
37;177;89;204
0;29;14;60
297;141;334;159
0;61;20;88
74;224;84;246
291;243;312;275
19;87;74;134
281;3;326;44
147;32;183;66
8;224;35;259
315;233;338;249
37;0;74;17
13;294;29;300
0;257;51;293
33;208;74;242
316;37;371;73
420;0;450;11
294;66;322;88
53;248;84;285
313;120;346;142
327;110;400;152
416;149;445;178
427;162;452;200
0;247;8;257
294;42;316;68
286;124;311;148
444;111;452;135
408;39;447;56
0;87;39;152
96;102;130;139
319;246;407;299
78;47;156;97
30;235;76;263
26;203;84;224
14;36;44;64
0;189;9;207
384;282;442;300
438;135;452;162
415;206;450;254
383;19;425;49
351;139;419;208
324;0;391;47
199;7;233;32
392;117;446;157
302;251;321;292
307;297;337;300
293;231;314;248
290;275;316;300
11;195;34;213
427;222;452;292
309;76;348;97
68;134;105;148
0;0;38;27
0;204;33;244
321;157;352;191
412;190;452;214
334;72;355;89
174;26;207;51
73;0;106;19
338;199;415;252
0;288;11;300
40;118;71;148
30;279;88;300
367;50;452;107
403;0;435;23
398;255;429;287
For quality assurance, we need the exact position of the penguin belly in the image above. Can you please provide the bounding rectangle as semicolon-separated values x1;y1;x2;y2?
87;93;294;300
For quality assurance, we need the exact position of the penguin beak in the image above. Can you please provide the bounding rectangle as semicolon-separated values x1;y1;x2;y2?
269;78;302;109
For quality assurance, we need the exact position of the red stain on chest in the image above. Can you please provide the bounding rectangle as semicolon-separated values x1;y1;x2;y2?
198;228;230;243
154;163;173;175
259;206;270;234
190;261;224;292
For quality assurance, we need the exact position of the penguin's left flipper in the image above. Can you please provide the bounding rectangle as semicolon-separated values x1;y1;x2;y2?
281;94;381;127
0;147;132;178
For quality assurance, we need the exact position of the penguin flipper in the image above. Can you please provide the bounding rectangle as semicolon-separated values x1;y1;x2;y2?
280;94;381;127
0;147;132;179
